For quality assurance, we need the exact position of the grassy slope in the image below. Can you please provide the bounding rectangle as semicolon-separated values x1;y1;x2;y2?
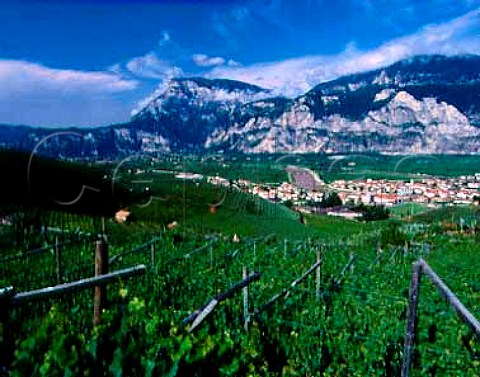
390;203;430;218
151;157;288;184
130;173;373;239
411;205;480;224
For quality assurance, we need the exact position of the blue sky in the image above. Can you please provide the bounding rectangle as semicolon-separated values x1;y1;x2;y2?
1;0;480;127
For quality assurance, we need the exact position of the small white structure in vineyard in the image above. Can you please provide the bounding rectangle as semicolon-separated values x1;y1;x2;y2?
115;209;130;223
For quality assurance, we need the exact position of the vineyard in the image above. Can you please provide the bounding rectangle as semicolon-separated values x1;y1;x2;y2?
0;153;479;376
1;211;480;376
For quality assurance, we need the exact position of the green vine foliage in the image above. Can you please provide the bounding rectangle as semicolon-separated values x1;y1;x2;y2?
3;223;480;376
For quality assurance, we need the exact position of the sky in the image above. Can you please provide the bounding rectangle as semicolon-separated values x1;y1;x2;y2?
1;0;480;127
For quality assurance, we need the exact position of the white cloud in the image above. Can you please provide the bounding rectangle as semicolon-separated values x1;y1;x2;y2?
192;53;226;67
125;52;183;79
227;59;241;67
120;31;185;81
206;8;480;97
0;60;139;126
206;56;328;97
0;59;138;93
159;31;171;46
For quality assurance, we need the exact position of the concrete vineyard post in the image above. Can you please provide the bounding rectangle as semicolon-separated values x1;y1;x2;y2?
255;259;322;314
183;272;261;333
55;235;62;284
94;235;109;326
210;245;213;269
316;248;321;301
150;237;156;268
11;266;145;304
243;266;250;332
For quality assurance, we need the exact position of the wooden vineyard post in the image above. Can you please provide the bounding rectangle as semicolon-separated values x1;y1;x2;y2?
284;239;287;258
93;235;109;326
401;261;422;377
420;259;480;339
316;248;322;301
243;267;250;332
150;237;156;268
55;235;62;284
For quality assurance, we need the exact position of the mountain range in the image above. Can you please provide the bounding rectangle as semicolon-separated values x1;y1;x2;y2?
2;54;480;158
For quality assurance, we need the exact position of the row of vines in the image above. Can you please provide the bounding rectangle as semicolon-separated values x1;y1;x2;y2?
1;218;479;376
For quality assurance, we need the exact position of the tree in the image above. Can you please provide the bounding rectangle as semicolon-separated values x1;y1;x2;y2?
320;192;342;208
356;203;390;221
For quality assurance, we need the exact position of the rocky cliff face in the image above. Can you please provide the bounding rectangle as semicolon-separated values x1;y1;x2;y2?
207;89;480;154
130;77;270;151
2;54;480;157
204;55;480;154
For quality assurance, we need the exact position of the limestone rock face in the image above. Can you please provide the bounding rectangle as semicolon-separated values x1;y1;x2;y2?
2;54;480;157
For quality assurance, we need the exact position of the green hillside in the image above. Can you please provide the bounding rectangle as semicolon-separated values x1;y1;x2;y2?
1;154;479;376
